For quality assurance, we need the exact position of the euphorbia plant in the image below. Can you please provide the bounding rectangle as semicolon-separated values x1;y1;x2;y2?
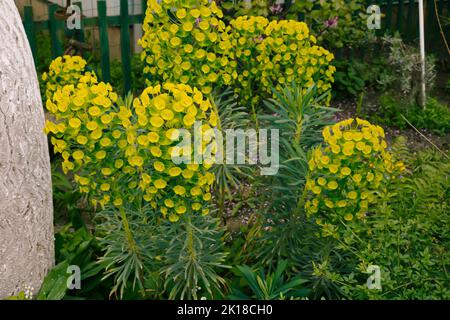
140;0;230;95
140;0;336;115
228;15;336;108
43;55;228;298
304;118;405;237
44;56;217;222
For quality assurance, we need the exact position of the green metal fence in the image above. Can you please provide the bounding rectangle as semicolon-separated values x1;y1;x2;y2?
22;0;449;94
23;0;147;94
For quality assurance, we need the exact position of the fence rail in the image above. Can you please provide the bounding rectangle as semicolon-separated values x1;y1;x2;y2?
22;0;449;94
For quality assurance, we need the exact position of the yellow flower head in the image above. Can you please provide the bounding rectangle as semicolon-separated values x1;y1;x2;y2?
305;118;404;235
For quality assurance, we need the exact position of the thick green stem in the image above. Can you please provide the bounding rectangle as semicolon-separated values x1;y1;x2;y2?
119;207;146;297
294;116;302;145
185;215;196;259
251;102;260;134
294;172;310;216
120;207;137;252
218;187;226;225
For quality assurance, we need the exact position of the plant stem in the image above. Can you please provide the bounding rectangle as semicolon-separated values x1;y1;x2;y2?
251;102;260;134
219;187;226;225
294;172;310;216
119;207;146;297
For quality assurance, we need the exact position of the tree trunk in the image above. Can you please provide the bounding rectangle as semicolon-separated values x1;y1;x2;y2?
0;0;54;298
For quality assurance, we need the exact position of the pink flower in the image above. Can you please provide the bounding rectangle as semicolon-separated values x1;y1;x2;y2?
324;16;338;28
253;35;265;42
270;4;283;14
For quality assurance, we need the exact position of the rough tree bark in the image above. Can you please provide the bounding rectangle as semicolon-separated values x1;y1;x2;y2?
0;0;54;298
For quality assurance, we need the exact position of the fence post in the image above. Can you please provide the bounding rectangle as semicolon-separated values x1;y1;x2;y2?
426;0;436;49
406;0;415;40
386;0;393;32
142;0;148;16
49;4;63;58
375;0;384;36
437;0;444;13
73;1;85;44
24;6;37;63
397;0;404;34
98;0;111;83
120;0;132;94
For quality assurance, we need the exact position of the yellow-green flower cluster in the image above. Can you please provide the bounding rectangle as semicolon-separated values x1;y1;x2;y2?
42;55;98;101
43;56;216;222
226;15;268;106
229;16;335;106
44;69;123;204
140;0;230;95
120;83;217;222
140;1;335;108
304;118;405;237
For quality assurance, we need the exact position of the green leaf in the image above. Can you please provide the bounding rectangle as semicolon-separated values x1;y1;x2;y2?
37;261;70;300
